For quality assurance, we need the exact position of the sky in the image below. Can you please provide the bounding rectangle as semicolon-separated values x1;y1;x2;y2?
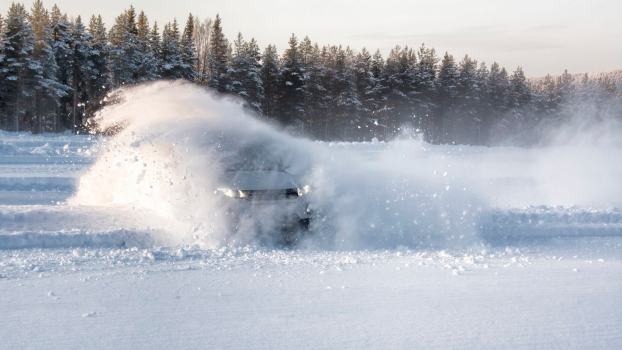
2;0;621;77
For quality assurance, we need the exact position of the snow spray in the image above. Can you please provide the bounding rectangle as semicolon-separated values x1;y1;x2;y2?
71;81;622;249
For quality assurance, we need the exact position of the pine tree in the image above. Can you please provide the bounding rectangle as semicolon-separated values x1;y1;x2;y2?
148;22;161;76
298;38;326;134
229;34;263;112
434;52;459;142
330;46;360;139
179;14;196;80
208;15;230;92
413;44;438;137
368;49;388;137
353;48;374;132
473;62;491;142
487;62;509;117
260;44;280;117
556;69;575;102
86;15;110;119
160;20;184;79
0;3;39;131
134;11;159;81
68;16;92;131
455;55;479;143
108;6;144;86
28;0;68;132
49;5;73;130
384;46;417;133
539;74;558;115
508;66;530;109
276;34;305;127
499;66;533;140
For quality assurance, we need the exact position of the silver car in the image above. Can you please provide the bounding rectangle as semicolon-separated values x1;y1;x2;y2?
216;169;312;244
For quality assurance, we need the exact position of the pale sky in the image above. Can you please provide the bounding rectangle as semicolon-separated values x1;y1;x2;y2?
3;0;621;76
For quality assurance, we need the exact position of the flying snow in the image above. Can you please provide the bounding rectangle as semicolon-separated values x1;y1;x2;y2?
70;81;622;249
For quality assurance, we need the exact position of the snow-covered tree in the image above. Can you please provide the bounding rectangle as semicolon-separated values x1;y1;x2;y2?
229;33;263;112
487;62;509;116
148;21;161;75
276;34;305;125
85;15;110;118
383;46;417;133
434;52;459;142
508;66;530;109
159;20;184;79
179;14;196;80
207;15;230;92
67;16;92;131
455;55;479;142
0;3;39;131
108;6;147;86
134;11;159;81
413;44;438;136
28;0;68;132
49;5;73;128
329;46;361;139
260;44;280;117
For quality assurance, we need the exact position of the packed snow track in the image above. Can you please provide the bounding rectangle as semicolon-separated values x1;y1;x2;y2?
1;90;621;349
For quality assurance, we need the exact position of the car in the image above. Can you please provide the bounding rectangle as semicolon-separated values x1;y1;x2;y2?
215;168;312;245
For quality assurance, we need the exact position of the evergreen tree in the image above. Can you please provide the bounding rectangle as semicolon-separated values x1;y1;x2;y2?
413;44;438;137
148;21;161;75
556;69;575;102
86;15;110;119
179;14;196;80
260;44;280;117
68;16;92;131
487;62;509;122
508;66;530;109
383;46;417;133
108;6;144;85
49;5;73;129
229;33;263;111
0;3;39;131
276;34;305;126
498;66;533;141
159;20;184;79
28;0;67;132
134;11;159;81
473;61;491;142
330;46;360;138
539;74;558;115
435;52;459;142
353;48;374;133
368;49;388;137
207;15;230;92
455;55;479;143
298;38;326;132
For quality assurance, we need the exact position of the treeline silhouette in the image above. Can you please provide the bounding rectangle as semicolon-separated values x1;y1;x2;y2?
1;2;620;144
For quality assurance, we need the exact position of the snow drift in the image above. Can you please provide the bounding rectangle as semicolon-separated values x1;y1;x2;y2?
70;81;622;249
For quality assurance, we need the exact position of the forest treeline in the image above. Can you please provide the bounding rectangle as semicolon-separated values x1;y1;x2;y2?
1;2;620;144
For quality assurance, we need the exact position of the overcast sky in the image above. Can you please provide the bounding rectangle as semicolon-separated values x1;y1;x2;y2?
3;0;621;76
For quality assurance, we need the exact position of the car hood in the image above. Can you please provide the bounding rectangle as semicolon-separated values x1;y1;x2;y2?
223;171;300;191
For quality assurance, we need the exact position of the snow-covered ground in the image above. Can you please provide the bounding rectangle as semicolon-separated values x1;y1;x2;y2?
1;83;622;349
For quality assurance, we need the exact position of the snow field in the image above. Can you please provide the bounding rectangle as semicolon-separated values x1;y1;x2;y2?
1;82;622;349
